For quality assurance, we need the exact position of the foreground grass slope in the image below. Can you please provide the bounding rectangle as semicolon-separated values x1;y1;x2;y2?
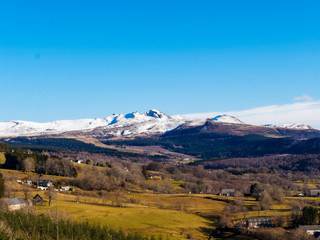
37;199;211;240
0;169;215;239
0;210;154;240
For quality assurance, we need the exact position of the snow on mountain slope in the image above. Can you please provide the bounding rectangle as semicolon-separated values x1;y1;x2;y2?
0;110;187;137
212;114;244;124
0;109;314;138
263;123;313;130
0;118;110;137
146;109;171;119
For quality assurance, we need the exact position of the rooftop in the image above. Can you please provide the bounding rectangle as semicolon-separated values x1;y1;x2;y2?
299;225;320;231
247;219;271;223
2;198;25;205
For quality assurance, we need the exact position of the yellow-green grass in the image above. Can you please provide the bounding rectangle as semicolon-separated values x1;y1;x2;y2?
145;179;185;191
231;199;295;221
35;193;211;240
0;168;22;174
72;163;105;178
170;180;185;188
125;193;226;216
0;168;68;179
293;180;319;189
232;200;296;221
270;201;292;211
3;183;220;239
286;196;320;204
233;209;292;221
56;192;226;217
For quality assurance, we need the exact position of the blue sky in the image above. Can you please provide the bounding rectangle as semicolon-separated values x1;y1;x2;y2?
0;1;319;122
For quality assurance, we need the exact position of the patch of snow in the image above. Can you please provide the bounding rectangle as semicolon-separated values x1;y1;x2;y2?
263;123;313;130
212;114;244;124
183;119;207;127
146;109;171;119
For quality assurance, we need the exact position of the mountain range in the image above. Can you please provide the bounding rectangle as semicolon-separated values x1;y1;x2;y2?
0;109;317;138
1;109;320;161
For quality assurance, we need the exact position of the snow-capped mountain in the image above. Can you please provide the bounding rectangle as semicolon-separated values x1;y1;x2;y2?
0;109;315;138
263;123;313;130
211;114;244;124
0;109;187;137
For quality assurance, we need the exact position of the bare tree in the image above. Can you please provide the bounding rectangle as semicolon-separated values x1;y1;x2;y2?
4;182;13;198
303;184;310;196
110;191;125;207
218;208;233;228
22;158;35;172
46;186;56;206
22;184;30;200
234;190;244;207
259;190;273;210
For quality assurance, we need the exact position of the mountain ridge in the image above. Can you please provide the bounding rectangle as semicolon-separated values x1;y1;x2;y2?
0;109;317;138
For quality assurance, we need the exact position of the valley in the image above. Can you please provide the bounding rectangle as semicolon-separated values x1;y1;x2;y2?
1;111;320;239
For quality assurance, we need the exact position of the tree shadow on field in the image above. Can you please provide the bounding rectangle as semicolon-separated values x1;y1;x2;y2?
204;228;256;240
198;215;219;239
204;196;232;203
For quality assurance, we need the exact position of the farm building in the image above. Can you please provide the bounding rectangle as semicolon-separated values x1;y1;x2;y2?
39;179;53;187
246;219;272;228
16;179;32;185
1;198;29;211
299;225;320;235
310;189;320;197
32;194;44;205
59;186;70;191
220;189;235;196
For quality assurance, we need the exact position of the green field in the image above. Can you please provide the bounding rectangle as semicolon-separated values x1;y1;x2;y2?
0;170;218;239
2;167;320;240
36;197;211;240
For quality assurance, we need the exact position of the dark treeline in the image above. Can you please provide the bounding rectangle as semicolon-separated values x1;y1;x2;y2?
4;135;320;165
0;210;157;240
103;135;320;159
0;142;77;177
198;154;320;174
2;138;169;161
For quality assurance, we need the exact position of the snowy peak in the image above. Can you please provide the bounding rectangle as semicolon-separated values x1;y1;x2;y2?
119;109;170;120
0;109;186;137
124;111;145;119
212;114;244;124
263;123;314;130
146;109;171;119
109;109;171;126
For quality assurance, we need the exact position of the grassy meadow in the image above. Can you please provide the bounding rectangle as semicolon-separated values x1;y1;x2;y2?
0;169;221;239
1;166;320;239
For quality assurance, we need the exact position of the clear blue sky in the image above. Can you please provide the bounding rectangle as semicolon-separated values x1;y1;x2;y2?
0;1;319;122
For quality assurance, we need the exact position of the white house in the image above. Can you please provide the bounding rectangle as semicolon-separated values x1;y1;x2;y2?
1;198;29;211
299;225;320;235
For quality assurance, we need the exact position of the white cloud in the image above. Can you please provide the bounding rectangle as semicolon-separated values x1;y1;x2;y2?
294;94;314;101
183;100;320;130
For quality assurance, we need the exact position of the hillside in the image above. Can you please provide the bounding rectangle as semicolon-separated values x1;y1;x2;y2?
102;120;320;159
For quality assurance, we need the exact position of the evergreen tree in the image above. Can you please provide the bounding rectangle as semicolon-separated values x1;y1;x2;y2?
302;206;318;225
142;165;148;180
250;183;263;200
